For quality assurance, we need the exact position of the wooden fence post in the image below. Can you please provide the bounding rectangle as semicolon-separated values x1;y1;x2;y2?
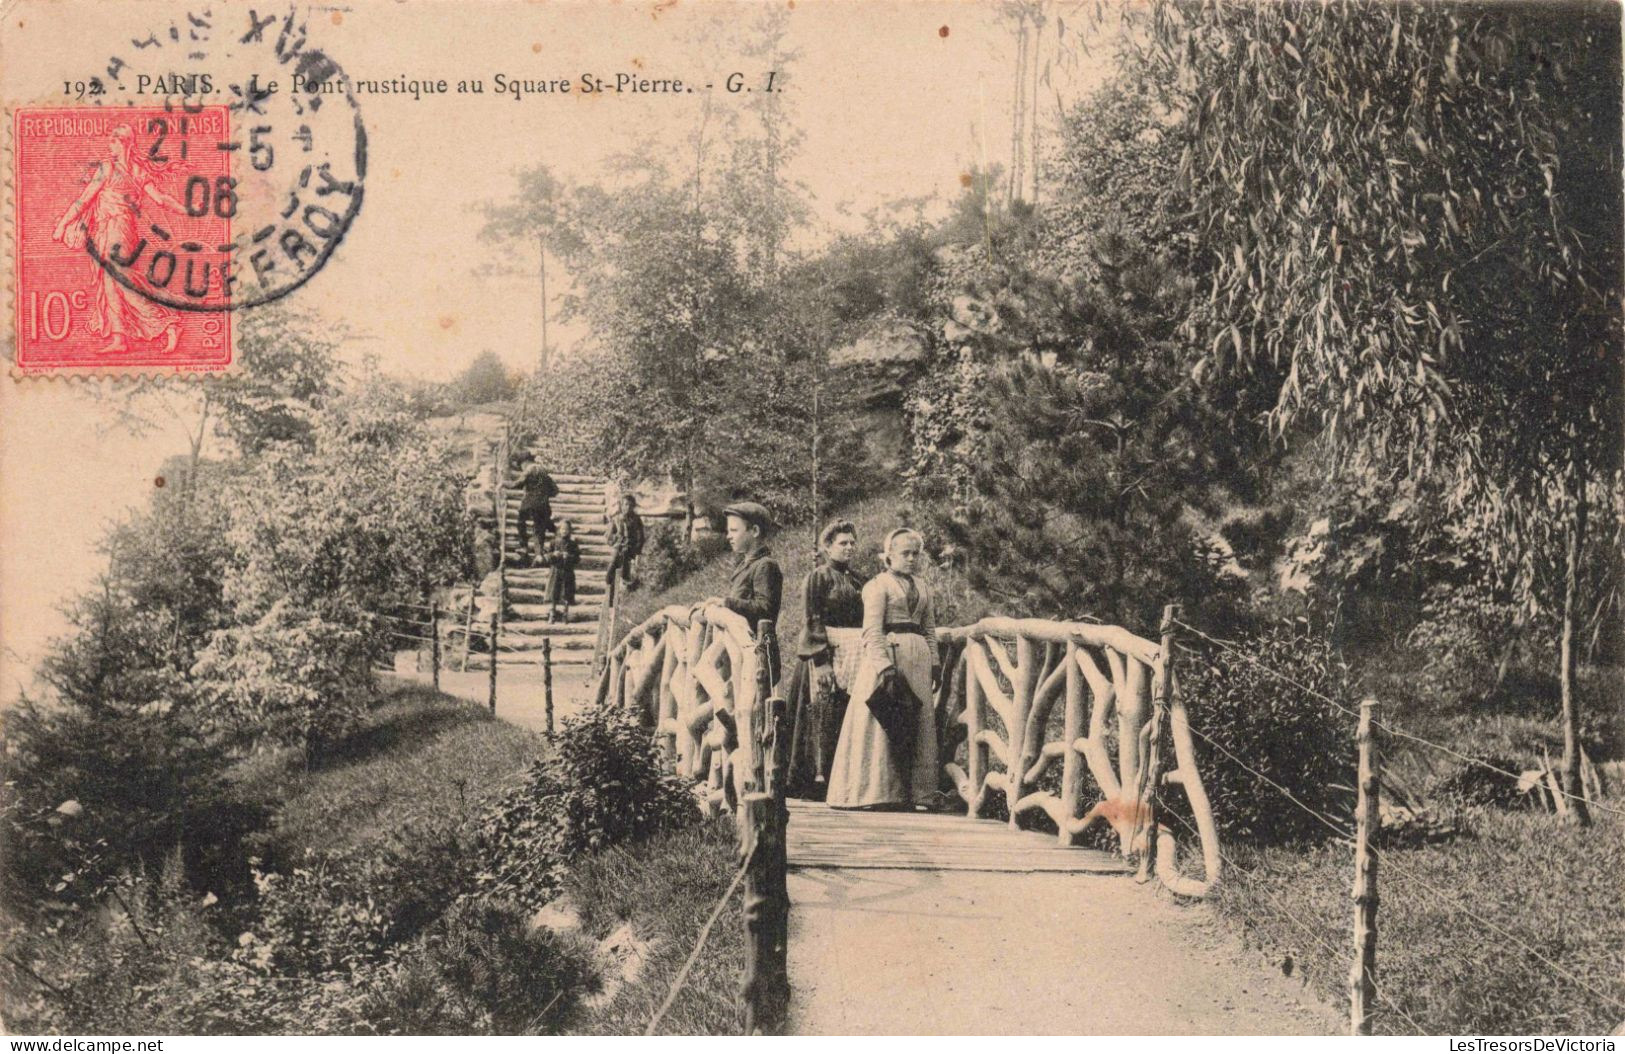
430;600;440;692
542;637;554;736
488;611;500;716
459;590;476;673
1350;697;1380;1035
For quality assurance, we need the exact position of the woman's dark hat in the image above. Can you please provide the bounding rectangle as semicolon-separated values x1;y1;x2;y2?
722;501;773;531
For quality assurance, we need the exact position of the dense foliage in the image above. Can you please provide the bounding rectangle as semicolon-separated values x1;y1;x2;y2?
475;708;700;911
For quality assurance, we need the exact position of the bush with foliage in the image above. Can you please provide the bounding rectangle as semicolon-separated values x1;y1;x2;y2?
1175;621;1357;846
191;601;375;754
0;860;373;1036
636;521;730;595
246;820;478;977
360;898;596;1034
449;351;518;408
475;708;699;911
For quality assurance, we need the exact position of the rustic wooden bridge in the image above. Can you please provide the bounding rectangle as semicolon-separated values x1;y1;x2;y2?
594;600;1221;1031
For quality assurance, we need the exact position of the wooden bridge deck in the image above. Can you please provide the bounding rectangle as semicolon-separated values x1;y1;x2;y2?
786;800;1131;873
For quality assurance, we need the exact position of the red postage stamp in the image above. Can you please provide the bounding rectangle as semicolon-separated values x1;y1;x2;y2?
11;106;234;375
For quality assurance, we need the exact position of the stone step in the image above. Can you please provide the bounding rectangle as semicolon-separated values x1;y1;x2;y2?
504;602;600;621
503;472;605;483
507;567;608;584
502;554;614;570
505;494;606;506
503;486;606;500
498;625;596;644
509;583;607;601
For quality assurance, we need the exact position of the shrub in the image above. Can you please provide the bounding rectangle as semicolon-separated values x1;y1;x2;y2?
248;820;479;977
1;700;264;910
191;601;375;754
1175;620;1358;846
1;862;372;1036
636;522;729;594
360;898;597;1034
475;708;699;911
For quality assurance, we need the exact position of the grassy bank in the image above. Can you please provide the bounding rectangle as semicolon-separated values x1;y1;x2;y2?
234;683;546;862
565;819;748;1035
1209;808;1625;1035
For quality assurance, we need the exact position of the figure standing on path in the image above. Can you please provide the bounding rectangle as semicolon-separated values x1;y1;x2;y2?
606;493;645;594
826;527;939;810
699;500;784;680
543;520;580;623
784;520;867;800
515;453;558;564
51;124;183;355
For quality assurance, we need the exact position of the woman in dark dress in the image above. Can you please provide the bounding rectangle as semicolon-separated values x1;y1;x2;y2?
784;520;867;800
543;520;580;623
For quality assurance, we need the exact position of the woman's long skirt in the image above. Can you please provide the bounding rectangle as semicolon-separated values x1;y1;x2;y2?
546;567;575;606
784;627;862;799
825;632;938;808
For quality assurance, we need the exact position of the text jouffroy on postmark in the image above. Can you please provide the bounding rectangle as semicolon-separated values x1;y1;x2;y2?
10;5;366;376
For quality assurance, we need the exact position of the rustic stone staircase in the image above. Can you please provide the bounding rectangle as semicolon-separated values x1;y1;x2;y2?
467;472;613;670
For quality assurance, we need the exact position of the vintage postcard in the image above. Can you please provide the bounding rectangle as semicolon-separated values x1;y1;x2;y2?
1;0;1621;1040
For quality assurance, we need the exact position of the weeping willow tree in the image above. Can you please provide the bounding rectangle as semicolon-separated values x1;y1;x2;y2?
1143;0;1623;822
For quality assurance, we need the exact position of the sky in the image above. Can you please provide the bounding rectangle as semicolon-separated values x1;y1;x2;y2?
0;0;1116;693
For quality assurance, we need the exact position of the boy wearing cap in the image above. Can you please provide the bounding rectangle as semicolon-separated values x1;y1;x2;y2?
702;501;783;628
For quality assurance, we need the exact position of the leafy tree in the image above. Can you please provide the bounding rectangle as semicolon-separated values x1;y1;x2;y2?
1144;0;1623;820
917;248;1246;631
450;351;516;408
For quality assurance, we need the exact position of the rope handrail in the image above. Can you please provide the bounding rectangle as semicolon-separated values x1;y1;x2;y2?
1171;616;1623;819
1161;637;1625;1026
644;844;756;1036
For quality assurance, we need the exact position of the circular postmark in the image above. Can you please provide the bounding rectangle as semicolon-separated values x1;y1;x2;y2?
70;5;366;312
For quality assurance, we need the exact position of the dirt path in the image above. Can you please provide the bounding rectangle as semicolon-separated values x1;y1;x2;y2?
384;666;599;735
786;867;1340;1035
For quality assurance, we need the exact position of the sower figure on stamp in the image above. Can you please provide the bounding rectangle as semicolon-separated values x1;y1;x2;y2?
51;124;183;356
697;501;784;682
514;454;559;565
606;494;645;597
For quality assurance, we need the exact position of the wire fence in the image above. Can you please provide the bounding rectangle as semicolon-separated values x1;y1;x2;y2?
1171;616;1622;819
1164;613;1624;1035
359;598;552;728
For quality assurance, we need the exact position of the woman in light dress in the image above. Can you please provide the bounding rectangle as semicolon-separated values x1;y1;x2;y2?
826;528;939;809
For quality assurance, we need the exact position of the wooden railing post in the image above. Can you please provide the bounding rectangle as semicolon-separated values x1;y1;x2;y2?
739;790;789;1034
430;599;441;692
1060;640;1085;845
1136;603;1179;883
1350;697;1380;1035
488;611;499;716
542;637;554;736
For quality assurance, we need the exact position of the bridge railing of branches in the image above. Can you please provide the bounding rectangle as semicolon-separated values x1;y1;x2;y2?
594;603;791;1033
934;605;1221;898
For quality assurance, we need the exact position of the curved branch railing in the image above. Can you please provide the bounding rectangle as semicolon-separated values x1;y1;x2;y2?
934;608;1220;898
595;602;777;816
598;601;1222;899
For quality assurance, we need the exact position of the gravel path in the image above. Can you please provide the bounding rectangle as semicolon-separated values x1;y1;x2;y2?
786;867;1340;1035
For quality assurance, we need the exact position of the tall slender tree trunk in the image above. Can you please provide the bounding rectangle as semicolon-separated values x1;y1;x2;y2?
1559;460;1591;826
